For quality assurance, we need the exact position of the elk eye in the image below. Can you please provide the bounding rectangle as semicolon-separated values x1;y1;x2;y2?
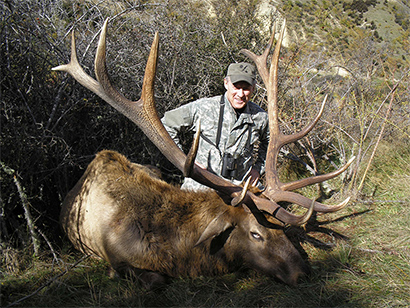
251;232;262;241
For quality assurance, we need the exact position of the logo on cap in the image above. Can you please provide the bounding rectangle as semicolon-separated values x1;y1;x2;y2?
227;62;256;85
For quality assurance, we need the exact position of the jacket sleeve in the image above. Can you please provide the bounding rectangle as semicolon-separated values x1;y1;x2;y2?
161;103;196;149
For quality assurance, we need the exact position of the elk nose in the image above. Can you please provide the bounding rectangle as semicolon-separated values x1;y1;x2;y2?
277;269;307;286
277;260;310;286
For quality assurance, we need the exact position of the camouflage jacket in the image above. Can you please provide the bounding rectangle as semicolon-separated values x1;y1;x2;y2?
162;94;269;190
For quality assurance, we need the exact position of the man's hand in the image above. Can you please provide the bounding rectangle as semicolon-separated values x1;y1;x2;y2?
248;168;260;187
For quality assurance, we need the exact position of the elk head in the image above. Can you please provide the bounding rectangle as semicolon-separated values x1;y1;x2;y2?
53;19;353;227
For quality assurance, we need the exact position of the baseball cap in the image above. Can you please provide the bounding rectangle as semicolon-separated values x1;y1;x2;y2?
226;62;256;85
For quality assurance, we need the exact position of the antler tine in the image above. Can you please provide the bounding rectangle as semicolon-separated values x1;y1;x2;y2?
297;199;315;226
282;94;327;146
264;21;287;192
271;191;351;212
231;176;251;207
240;22;276;87
52;32;106;101
281;156;356;191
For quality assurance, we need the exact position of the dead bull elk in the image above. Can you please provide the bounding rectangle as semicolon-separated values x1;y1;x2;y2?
54;20;354;287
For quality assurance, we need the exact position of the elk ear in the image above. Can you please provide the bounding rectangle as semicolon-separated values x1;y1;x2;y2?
194;211;234;247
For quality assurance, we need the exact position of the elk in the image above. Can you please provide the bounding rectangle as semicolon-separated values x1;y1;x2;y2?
54;19;354;288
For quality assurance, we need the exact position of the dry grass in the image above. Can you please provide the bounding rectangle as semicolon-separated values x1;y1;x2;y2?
2;198;408;307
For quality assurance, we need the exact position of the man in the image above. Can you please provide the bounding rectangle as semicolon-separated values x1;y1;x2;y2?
162;62;269;191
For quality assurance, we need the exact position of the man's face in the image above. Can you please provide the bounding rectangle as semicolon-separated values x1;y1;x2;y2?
224;78;255;110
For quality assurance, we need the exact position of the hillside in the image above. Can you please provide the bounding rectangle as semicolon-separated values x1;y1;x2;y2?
254;0;410;59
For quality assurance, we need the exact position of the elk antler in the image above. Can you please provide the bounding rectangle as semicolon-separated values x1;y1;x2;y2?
52;19;348;226
241;21;354;212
